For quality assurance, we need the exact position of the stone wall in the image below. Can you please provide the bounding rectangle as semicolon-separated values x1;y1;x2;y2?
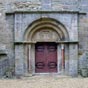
0;0;83;12
79;52;88;77
79;14;88;55
0;0;88;76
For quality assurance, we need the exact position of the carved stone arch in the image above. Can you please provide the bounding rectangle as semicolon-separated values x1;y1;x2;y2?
28;25;64;41
24;18;69;42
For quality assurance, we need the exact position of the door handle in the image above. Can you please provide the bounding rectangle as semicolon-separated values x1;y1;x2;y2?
35;62;45;69
48;62;57;69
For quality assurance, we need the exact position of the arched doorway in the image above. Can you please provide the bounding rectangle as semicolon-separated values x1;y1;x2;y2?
24;18;69;74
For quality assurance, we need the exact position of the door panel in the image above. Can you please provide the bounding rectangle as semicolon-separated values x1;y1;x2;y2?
35;42;57;73
35;43;45;72
47;43;57;72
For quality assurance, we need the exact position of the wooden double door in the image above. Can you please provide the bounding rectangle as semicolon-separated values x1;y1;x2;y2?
35;42;57;73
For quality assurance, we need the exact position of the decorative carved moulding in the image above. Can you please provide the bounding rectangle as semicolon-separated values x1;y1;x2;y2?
14;41;78;45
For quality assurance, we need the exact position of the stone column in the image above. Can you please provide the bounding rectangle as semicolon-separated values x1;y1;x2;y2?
15;44;24;76
61;44;65;70
28;44;33;76
57;44;62;74
64;44;69;75
31;44;35;75
69;44;78;77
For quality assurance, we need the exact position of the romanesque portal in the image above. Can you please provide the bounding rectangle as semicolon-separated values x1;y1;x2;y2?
14;15;78;76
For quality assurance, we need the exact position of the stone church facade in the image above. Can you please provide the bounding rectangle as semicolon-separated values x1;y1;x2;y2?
0;0;88;77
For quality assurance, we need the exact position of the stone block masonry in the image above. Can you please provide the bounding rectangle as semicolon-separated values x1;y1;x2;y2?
0;0;88;77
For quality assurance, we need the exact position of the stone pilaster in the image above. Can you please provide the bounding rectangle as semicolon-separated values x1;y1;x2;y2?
57;44;62;74
15;44;24;75
69;44;78;77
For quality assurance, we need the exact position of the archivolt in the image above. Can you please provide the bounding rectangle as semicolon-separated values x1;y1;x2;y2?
24;18;69;42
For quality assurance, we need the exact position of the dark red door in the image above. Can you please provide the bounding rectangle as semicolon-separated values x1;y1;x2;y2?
35;42;57;73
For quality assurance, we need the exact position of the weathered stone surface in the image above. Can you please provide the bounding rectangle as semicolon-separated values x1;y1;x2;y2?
0;0;88;77
14;13;78;42
79;52;88;69
15;44;24;75
79;52;88;77
69;44;78;77
0;56;9;76
13;1;41;10
52;0;79;11
2;0;87;12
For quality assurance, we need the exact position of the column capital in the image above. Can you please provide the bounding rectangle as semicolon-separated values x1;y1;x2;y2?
61;44;64;49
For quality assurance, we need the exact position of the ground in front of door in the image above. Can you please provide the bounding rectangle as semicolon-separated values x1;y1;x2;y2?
0;76;88;88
